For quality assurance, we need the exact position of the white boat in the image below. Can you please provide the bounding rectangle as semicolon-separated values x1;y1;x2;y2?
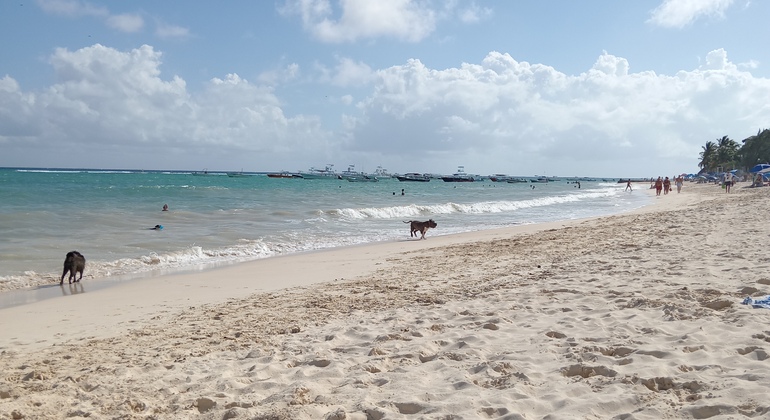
339;164;363;180
396;172;430;182
300;164;340;180
373;166;392;178
347;175;379;182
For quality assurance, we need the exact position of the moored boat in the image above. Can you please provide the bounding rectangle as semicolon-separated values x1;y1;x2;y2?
347;175;379;182
441;166;475;182
267;171;303;179
396;172;430;182
227;170;250;178
300;164;340;180
489;174;513;182
192;168;211;176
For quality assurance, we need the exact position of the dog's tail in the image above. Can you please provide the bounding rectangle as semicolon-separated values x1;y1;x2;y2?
403;220;412;224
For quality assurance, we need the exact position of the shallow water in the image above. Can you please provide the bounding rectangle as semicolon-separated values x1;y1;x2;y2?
0;168;649;293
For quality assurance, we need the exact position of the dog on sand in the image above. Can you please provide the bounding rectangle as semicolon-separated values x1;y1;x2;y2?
60;251;85;285
404;219;437;240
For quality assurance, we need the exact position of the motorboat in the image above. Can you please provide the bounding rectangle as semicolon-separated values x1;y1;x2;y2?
347;175;379;182
192;168;211;176
506;178;529;183
396;172;430;182
373;166;392;179
489;174;512;182
339;164;363;180
300;164;340;180
267;171;302;179
441;166;475;182
227;170;250;178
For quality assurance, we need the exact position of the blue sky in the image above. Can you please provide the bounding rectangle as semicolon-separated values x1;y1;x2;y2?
1;0;768;177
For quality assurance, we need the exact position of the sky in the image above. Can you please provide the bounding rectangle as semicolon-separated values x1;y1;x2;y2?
1;0;769;177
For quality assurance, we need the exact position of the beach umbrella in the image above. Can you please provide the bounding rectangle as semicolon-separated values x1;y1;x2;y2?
760;167;770;174
750;163;770;173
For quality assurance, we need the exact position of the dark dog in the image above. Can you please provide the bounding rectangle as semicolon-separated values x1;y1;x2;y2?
60;251;86;285
404;219;437;240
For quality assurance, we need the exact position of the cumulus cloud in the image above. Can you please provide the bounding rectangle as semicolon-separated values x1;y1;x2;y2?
648;0;735;28
345;49;770;173
0;44;331;168
1;44;769;175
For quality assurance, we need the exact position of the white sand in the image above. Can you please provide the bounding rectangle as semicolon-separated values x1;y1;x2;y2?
2;183;770;419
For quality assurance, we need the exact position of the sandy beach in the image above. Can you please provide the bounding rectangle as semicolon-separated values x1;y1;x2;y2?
2;183;770;419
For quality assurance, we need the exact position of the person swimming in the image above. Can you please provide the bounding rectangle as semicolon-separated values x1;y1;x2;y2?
162;204;168;211
149;224;163;230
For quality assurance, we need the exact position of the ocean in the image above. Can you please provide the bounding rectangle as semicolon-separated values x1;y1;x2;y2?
0;168;649;295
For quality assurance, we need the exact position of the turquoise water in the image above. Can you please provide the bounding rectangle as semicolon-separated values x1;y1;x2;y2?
0;168;650;292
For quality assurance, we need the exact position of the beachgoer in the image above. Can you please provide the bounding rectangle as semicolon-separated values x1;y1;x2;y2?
625;180;632;192
724;172;733;193
663;177;671;195
654;177;663;196
401;189;405;196
675;176;683;193
162;204;168;211
150;224;163;230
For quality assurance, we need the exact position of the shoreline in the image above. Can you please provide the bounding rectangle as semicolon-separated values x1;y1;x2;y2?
0;181;656;306
3;183;768;419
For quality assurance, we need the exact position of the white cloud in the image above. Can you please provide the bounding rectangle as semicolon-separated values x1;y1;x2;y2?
1;44;769;176
280;0;438;43
0;45;331;168
456;2;493;24
155;22;191;39
345;49;770;174
106;13;144;33
329;57;374;87
37;0;108;18
648;0;734;28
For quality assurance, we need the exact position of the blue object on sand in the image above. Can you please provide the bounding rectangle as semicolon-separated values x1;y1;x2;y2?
742;295;770;309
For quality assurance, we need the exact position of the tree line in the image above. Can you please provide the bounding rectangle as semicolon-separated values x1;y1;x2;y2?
698;129;770;173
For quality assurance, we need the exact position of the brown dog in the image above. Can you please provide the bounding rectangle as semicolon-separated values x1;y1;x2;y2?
404;219;437;239
60;251;86;285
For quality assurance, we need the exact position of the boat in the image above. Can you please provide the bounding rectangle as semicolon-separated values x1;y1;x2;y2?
347;175;379;182
192;168;211;176
300;164;340;180
441;166;475;182
339;164;364;180
373;166;392;179
506;178;529;183
396;172;430;182
530;176;549;183
267;171;302;179
489;174;513;182
227;170;250;178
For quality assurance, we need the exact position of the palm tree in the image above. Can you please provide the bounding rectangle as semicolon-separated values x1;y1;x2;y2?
715;135;739;169
698;141;717;173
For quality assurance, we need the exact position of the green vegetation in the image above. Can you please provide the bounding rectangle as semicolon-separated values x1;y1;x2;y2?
698;129;770;173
